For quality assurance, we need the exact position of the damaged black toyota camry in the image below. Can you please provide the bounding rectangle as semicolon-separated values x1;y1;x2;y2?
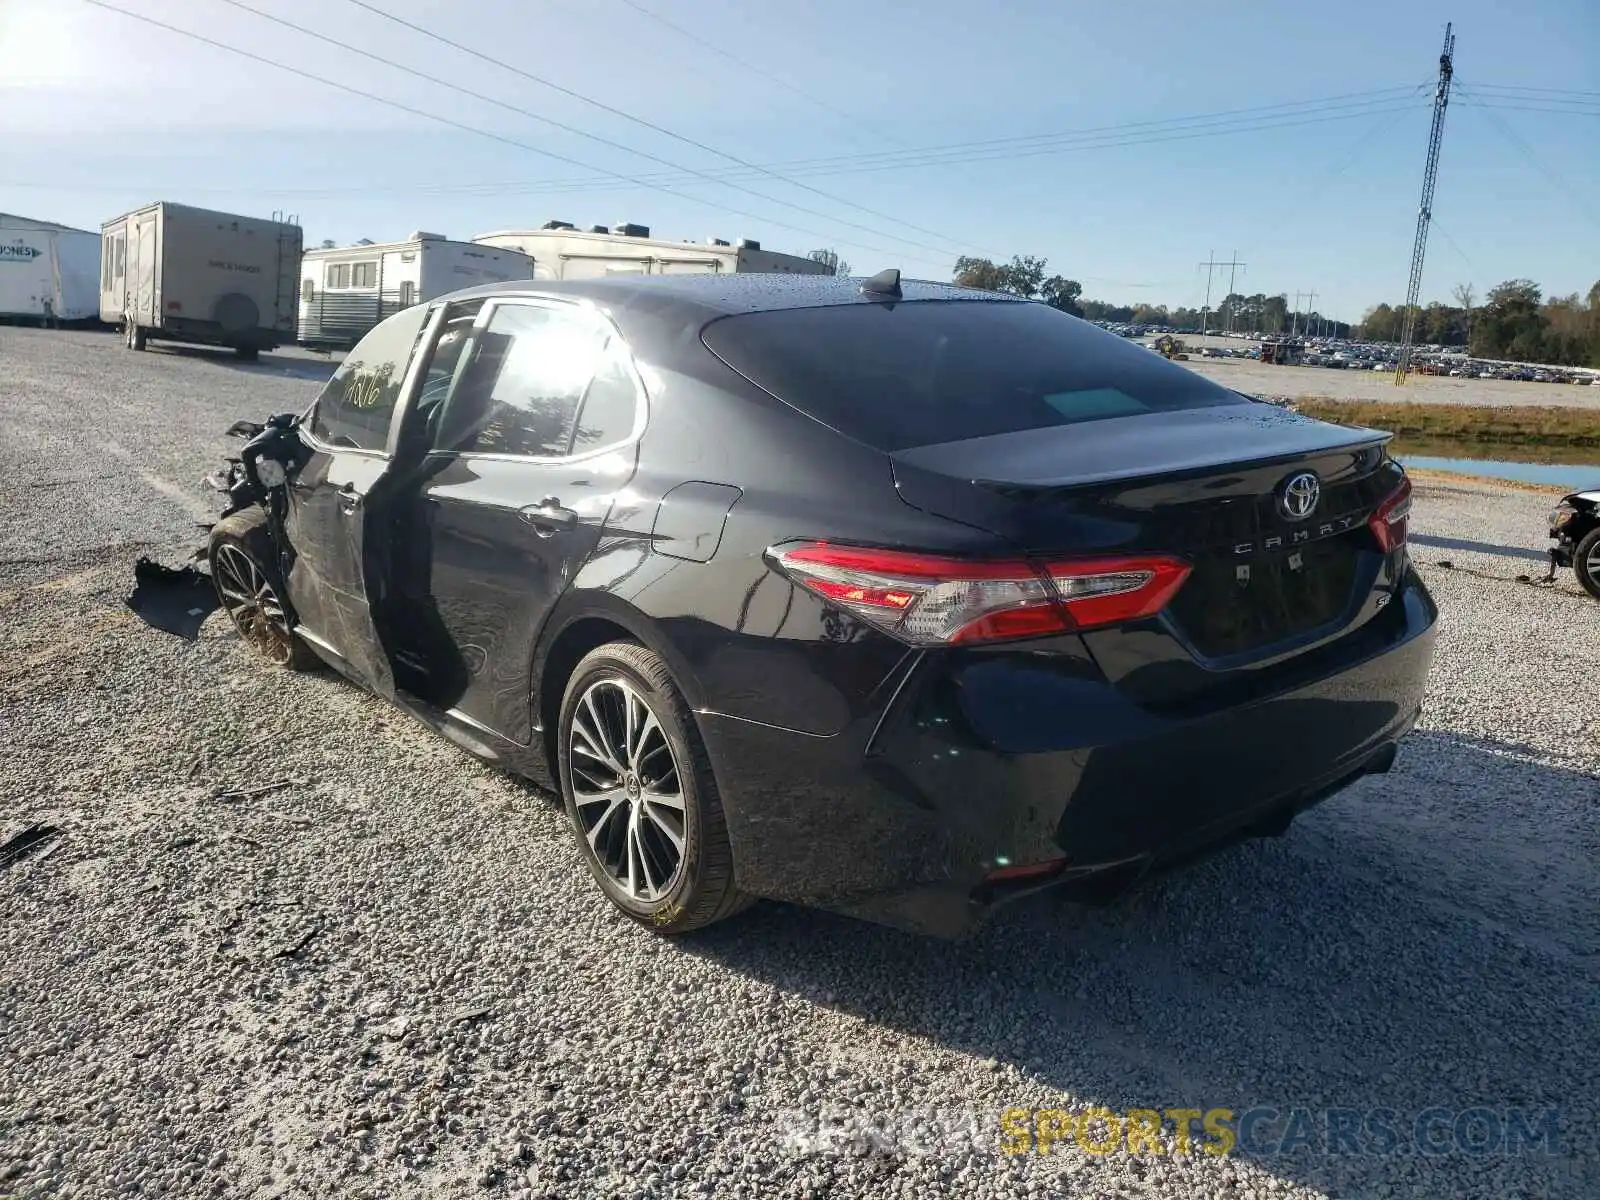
201;271;1437;938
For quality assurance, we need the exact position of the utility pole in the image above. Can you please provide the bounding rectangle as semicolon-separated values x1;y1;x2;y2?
1198;250;1246;337
1395;22;1456;385
1292;294;1318;340
1225;249;1245;334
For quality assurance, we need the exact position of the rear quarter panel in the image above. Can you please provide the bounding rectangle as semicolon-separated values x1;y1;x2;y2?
552;330;1007;736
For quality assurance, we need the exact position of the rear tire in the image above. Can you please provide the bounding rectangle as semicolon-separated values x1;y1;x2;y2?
1574;527;1600;601
127;322;147;351
234;345;260;362
208;508;319;671
557;641;752;934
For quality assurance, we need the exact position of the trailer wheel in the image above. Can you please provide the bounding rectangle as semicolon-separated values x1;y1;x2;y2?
125;322;147;351
235;345;260;362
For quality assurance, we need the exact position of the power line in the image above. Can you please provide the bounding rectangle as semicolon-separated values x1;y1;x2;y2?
208;0;970;265
1454;84;1600;233
335;0;985;258
611;0;917;155
1463;82;1600;99
1430;219;1479;276
54;91;1421;202
1291;90;1429;192
501;99;1432;185
1454;100;1600;117
75;0;953;271
10;82;1430;203
606;0;1042;212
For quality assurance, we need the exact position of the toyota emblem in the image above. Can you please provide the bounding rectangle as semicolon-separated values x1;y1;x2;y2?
1278;471;1322;521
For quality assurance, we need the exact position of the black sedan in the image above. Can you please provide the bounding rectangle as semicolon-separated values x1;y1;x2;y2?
206;271;1437;938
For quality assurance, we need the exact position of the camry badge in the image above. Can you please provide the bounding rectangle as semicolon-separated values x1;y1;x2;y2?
1278;471;1322;521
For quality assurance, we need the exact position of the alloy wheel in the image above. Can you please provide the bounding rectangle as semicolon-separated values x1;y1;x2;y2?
567;678;687;902
1588;538;1600;576
212;543;297;666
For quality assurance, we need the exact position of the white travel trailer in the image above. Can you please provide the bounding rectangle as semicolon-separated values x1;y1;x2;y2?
471;221;830;281
100;202;302;359
0;213;101;323
298;233;535;350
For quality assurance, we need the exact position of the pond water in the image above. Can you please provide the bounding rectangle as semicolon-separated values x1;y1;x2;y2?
1389;437;1600;491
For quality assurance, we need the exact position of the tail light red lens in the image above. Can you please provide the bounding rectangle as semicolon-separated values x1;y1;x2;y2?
1368;474;1413;553
766;542;1191;646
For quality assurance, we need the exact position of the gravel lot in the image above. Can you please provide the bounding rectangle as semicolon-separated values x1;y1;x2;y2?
3;327;1597;1200
1173;352;1600;410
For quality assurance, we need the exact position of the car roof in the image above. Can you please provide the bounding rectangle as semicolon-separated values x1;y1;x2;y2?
433;272;1024;320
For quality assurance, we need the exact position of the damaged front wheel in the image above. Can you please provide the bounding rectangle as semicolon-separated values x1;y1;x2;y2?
208;510;319;670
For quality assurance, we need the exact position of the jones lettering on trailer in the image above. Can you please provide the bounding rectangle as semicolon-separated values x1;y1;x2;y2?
1233;515;1361;556
208;260;263;274
0;241;42;262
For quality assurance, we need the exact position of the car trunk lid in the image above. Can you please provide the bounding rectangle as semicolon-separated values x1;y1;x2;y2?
889;404;1403;664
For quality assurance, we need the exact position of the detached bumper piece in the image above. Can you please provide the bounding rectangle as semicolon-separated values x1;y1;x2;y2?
125;556;219;641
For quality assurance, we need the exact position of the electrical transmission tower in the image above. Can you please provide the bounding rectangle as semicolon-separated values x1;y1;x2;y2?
1394;23;1456;385
1292;290;1318;337
1199;250;1246;337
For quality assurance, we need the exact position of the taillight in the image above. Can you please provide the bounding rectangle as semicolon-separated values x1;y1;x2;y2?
1368;474;1413;553
766;542;1190;646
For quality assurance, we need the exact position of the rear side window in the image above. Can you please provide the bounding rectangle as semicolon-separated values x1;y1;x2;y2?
570;339;642;455
700;300;1247;451
309;304;429;451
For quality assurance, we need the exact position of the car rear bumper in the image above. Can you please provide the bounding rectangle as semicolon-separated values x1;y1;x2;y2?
700;570;1437;938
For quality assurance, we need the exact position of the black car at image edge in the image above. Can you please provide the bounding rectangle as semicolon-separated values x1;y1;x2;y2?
205;270;1438;938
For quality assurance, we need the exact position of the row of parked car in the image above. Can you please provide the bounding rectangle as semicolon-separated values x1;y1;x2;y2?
1144;332;1600;384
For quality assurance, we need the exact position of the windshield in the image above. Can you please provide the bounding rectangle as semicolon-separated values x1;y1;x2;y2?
701;299;1248;452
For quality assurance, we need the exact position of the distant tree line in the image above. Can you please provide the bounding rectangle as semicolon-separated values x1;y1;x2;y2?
1360;280;1600;366
951;255;1085;315
807;248;851;276
949;256;1350;336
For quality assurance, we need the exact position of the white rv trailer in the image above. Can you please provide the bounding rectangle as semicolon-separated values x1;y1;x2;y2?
471;221;830;281
0;213;101;323
298;233;535;350
100;202;302;359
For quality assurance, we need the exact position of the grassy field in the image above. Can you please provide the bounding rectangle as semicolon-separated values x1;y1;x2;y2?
1291;398;1600;447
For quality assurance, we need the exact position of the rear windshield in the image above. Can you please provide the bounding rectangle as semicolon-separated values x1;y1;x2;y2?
701;300;1248;451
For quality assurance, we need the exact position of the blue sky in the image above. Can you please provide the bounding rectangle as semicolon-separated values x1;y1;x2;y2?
3;0;1596;321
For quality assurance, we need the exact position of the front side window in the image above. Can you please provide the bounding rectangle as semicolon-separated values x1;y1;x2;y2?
351;261;377;288
406;300;487;448
308;304;430;451
435;303;610;457
326;263;350;289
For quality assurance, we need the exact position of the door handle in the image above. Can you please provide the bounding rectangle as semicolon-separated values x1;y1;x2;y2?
518;497;579;537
